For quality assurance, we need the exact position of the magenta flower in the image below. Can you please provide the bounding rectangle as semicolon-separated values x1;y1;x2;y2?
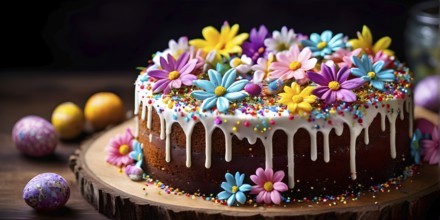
269;45;317;81
250;168;288;205
242;25;269;62
421;126;439;165
106;128;134;167
147;52;197;94
307;64;365;104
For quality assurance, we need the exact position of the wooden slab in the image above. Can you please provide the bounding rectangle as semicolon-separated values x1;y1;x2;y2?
69;119;440;220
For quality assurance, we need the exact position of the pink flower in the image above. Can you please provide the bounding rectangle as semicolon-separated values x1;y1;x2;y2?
105;128;134;167
422;126;439;165
251;53;274;84
325;48;362;68
269;45;317;81
250;168;288;204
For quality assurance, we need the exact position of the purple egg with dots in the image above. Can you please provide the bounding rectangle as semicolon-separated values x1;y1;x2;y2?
245;83;262;97
12;115;58;157
23;173;70;211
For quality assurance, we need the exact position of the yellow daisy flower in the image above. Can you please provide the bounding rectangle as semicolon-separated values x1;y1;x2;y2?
348;25;394;56
189;22;249;59
278;82;316;115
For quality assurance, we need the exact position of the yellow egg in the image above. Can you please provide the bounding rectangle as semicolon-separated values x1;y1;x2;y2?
51;102;85;139
84;92;125;131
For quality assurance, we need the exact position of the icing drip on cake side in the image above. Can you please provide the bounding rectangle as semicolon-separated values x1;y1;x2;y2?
134;76;412;189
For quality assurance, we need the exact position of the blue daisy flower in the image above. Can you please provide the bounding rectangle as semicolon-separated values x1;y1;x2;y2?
301;30;345;57
129;139;143;167
217;172;252;206
191;68;249;113
351;54;395;91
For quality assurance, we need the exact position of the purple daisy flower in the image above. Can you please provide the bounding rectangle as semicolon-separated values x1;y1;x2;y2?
242;25;269;62
307;64;365;104
147;52;197;94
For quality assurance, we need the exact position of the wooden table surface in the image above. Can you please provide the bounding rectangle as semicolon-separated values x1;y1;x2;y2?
0;72;136;219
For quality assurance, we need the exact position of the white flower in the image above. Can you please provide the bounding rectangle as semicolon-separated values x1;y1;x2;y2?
251;53;274;84
169;36;189;58
229;55;253;74
264;26;297;53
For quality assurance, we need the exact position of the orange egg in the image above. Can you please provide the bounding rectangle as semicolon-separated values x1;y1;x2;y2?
84;92;125;131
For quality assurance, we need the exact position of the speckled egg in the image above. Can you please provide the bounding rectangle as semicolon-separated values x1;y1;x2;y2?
23;173;70;211
12;116;58;157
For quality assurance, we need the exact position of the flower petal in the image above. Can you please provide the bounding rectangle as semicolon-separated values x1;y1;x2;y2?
336;66;350;83
221;69;237;88
227;194;236;206
148;69;168;80
265;168;273;181
371;80;385;90
341;78;365;90
263;191;272;204
321;30;333;42
208;69;222;87
270;190;282;204
216;96;230;112
273;181;288;192
307;71;329;86
193;80;215;93
250;174;264;186
337;90;357;102
225;173;236;186
159;56;171;71
217;191;232;200
221;182;233;193
273;170;285;183
239;184;252;192
191;90;213;100
201;96;218;110
235;191;246;204
227;79;249;92
373;36;391;53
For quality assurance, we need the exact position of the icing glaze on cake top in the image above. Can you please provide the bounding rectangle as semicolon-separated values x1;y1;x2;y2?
134;23;413;195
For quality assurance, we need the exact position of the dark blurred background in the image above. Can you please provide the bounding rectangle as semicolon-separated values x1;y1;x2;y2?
0;0;431;73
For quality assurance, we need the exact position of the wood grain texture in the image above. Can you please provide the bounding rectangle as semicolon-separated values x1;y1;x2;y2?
70;119;440;220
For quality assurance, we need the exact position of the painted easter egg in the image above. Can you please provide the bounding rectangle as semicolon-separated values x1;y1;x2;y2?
12;116;58;157
414;75;440;112
23;173;70;211
51;102;84;139
84;92;125;131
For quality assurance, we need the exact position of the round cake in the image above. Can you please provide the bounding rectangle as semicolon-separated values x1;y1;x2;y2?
134;23;414;205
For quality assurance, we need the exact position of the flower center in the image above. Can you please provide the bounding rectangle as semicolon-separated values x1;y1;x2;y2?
291;95;303;103
328;81;341;91
119;144;130;155
263;181;274;192
214;86;227;97
232;58;243;67
231;185;238;193
367;71;376;79
258;47;265;54
317;41;327;49
168;71;180;80
289;61;302;71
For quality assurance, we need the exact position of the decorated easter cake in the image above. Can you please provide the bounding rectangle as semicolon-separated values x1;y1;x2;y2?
128;23;414;206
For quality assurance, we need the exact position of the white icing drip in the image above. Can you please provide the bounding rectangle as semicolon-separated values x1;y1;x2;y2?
149;133;152;143
159;116;165;140
364;127;369;145
134;116;139;138
349;127;358;180
147;105;153;129
141;103;147;121
406;99;414;137
380;112;386;131
225;131;232;162
322;131;330;163
134;86;139;115
287;133;295;188
310;131;317;161
264;139;273;169
134;77;413;190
